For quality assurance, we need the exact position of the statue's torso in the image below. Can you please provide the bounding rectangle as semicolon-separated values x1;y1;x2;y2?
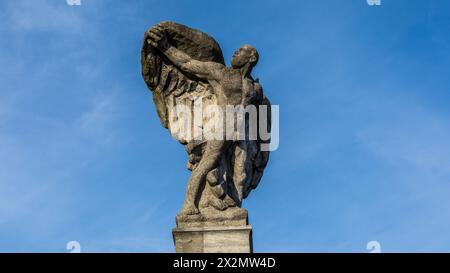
208;67;255;106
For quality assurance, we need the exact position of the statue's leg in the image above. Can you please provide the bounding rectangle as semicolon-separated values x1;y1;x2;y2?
232;141;247;206
181;140;229;215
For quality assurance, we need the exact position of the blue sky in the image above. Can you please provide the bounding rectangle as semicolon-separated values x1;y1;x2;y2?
1;0;450;252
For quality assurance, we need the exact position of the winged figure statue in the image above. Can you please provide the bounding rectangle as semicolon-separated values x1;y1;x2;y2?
141;21;271;220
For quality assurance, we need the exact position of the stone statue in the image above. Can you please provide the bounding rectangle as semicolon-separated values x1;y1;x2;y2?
141;21;271;235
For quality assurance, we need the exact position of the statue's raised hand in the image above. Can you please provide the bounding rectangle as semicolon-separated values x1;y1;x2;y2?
145;25;169;50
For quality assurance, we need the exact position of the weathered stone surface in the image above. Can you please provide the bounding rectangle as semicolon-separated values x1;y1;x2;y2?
141;21;271;252
173;225;253;253
176;207;248;228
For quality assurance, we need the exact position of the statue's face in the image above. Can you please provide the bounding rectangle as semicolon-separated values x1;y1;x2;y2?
231;46;255;68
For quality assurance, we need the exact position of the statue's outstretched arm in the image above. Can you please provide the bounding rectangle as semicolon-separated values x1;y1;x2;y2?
146;25;224;81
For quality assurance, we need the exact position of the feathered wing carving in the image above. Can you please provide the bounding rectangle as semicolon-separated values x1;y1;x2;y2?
141;21;270;209
141;21;224;129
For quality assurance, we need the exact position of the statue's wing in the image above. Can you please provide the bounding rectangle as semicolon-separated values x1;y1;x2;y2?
141;21;225;138
242;89;271;199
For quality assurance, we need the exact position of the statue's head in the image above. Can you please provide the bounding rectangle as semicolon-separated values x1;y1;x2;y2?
231;45;259;69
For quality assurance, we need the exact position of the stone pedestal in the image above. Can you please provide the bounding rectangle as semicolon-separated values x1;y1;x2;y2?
172;207;253;253
173;225;253;253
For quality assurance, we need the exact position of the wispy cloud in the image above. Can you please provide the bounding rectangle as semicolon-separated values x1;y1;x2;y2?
357;101;450;173
76;92;123;147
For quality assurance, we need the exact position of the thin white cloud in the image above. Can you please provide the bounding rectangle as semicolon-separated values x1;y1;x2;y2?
357;104;450;173
77;94;119;138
